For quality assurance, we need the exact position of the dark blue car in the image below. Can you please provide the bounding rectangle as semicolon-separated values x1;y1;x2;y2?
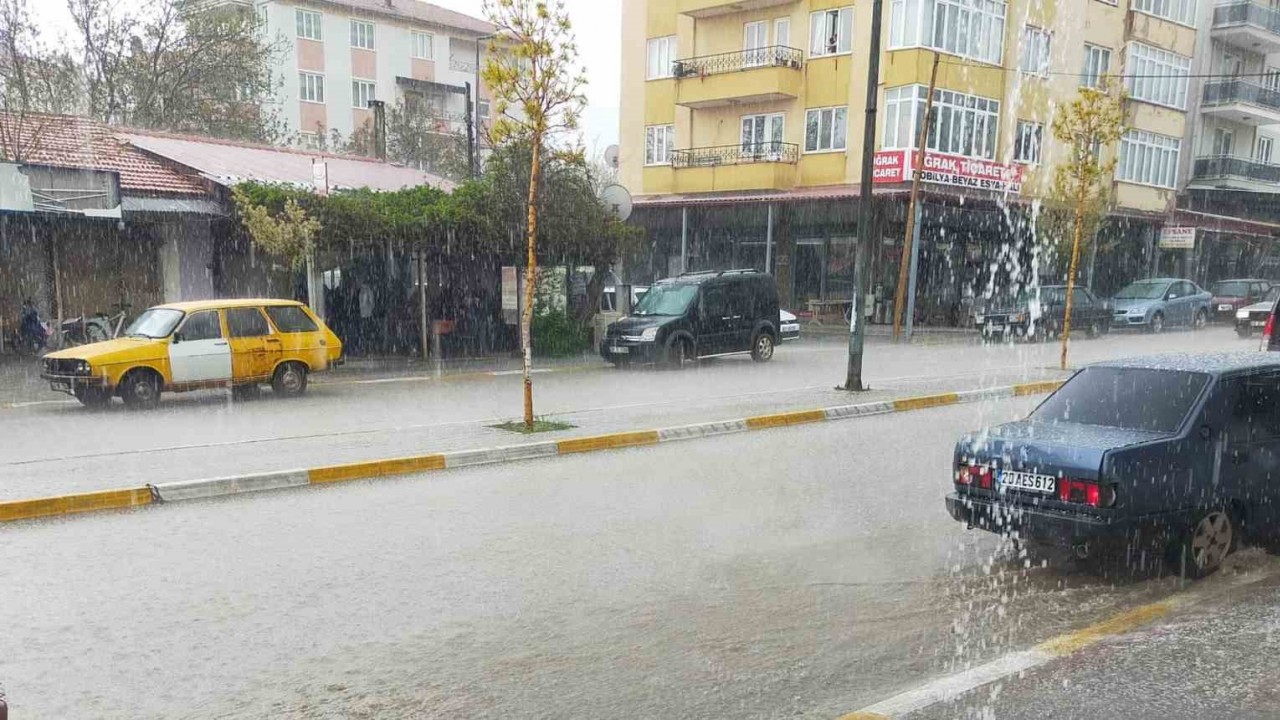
947;352;1280;577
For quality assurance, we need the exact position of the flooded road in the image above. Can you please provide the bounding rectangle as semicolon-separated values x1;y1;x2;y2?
0;395;1233;719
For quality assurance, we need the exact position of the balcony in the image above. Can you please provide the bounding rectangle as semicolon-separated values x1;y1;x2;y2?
1191;155;1280;191
678;0;797;19
674;47;804;109
1212;2;1280;54
1201;80;1280;125
671;142;799;192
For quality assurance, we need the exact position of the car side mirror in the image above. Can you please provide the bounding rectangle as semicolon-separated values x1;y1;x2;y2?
172;332;182;344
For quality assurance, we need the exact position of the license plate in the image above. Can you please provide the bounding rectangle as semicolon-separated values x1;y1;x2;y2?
1219;304;1233;311
610;345;630;354
998;471;1056;494
51;380;70;392
1253;320;1267;327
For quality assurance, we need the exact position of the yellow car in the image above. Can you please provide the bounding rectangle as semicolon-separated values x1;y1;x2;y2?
40;299;343;409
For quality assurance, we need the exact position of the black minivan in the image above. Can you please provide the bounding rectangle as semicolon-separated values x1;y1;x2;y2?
601;270;781;366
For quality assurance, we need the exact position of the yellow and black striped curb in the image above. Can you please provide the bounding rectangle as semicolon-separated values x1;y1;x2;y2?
0;379;1064;525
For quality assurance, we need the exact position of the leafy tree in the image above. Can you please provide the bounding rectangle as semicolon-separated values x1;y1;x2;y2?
230;185;321;271
1050;82;1125;371
0;0;81;160
482;0;588;428
341;97;472;183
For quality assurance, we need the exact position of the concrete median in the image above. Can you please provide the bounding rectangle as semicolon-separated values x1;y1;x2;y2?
0;380;1063;525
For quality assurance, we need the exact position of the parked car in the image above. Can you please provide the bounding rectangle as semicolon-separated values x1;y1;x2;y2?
1235;286;1280;338
1110;278;1211;333
40;299;342;409
1210;278;1273;324
780;309;800;341
947;351;1280;577
600;269;781;366
975;285;1111;342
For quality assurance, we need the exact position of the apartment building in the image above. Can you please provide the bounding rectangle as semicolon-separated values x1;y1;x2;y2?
237;0;494;153
621;0;1280;319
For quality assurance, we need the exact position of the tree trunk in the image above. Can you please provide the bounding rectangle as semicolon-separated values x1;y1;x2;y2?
521;135;542;429
1060;182;1087;372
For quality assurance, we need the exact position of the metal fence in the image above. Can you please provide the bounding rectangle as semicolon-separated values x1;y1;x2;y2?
1203;79;1280;110
673;46;803;78
1213;1;1280;34
1193;155;1280;183
671;142;799;168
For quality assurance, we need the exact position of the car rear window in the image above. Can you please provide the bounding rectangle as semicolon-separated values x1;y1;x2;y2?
1213;281;1250;296
1032;366;1210;434
266;305;318;333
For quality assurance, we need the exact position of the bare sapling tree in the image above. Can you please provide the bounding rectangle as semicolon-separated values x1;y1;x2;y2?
482;0;587;429
1050;81;1125;371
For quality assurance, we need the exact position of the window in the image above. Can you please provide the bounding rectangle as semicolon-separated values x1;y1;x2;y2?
266;306;319;334
412;31;434;60
352;79;375;109
809;7;853;57
645;124;674;165
299;132;321;150
775;18;791;47
1020;26;1050;76
646;36;677;80
478;99;491;120
350;19;374;50
1032;366;1208;433
1258;136;1274;163
883;85;1000;159
226;308;271;338
1224;372;1280;445
745;21;768;66
299;72;325;103
1266;67;1280;91
1117;129;1181;188
1131;0;1198;26
805;107;848;152
741;113;785;156
1125;42;1191;109
1013;121;1043;164
178;311;222;342
1212;127;1234;157
1221;52;1243;78
1081;44;1111;88
890;0;1006;65
296;9;322;41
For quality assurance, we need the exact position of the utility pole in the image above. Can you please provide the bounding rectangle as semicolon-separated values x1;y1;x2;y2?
842;0;885;392
891;52;939;341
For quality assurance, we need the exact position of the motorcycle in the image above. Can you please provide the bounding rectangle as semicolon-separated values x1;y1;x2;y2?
16;304;49;356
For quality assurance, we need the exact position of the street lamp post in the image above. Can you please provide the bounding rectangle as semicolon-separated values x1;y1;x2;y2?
842;0;886;392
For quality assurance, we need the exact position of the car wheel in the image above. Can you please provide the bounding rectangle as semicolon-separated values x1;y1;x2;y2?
1193;309;1208;330
751;331;775;362
1149;312;1164;334
663;336;691;368
120;370;161;410
271;362;309;398
74;386;111;408
1172;510;1236;579
1086;320;1101;339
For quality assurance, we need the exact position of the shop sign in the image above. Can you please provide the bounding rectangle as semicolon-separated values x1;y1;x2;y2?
872;150;1023;193
1158;226;1196;250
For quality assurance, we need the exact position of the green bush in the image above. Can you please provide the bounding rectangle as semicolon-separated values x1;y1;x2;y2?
531;309;590;357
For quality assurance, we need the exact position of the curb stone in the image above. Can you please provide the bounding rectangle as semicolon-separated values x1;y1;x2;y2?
0;380;1063;525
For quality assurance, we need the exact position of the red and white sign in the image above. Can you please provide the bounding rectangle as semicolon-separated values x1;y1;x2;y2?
872;150;1023;193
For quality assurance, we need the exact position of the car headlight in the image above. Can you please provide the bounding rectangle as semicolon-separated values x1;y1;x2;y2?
76;360;91;375
640;327;658;342
1010;312;1027;323
974;314;984;324
1238;309;1251;320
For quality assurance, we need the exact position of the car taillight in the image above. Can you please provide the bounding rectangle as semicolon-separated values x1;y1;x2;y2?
1057;479;1115;507
1264;313;1275;350
957;464;993;489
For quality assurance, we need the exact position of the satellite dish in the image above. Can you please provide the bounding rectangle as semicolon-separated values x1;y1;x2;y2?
604;144;620;170
599;183;632;222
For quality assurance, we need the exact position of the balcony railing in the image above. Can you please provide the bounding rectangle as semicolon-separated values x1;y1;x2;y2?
1203;79;1280;110
672;142;799;168
673;46;804;78
1213;1;1280;35
1193;155;1280;183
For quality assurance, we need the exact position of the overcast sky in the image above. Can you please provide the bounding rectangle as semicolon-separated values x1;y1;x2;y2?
30;0;622;152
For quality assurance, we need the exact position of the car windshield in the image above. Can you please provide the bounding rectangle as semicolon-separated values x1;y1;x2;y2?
1212;281;1251;296
631;284;698;316
1114;281;1169;300
1032;366;1210;433
123;308;183;339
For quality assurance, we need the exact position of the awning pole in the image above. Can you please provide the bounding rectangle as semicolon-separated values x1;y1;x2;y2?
765;203;774;274
681;206;689;274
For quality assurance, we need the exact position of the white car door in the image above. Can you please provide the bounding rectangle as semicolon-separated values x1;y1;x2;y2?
169;309;232;384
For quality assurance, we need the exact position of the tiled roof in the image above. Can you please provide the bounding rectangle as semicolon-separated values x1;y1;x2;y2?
119;129;455;193
309;0;494;35
0;113;208;196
